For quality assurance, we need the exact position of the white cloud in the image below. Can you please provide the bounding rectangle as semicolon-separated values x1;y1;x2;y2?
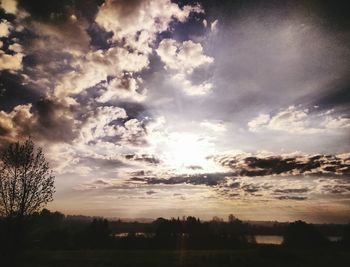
96;0;203;54
248;106;350;134
78;106;147;148
54;47;150;100
8;43;22;53
0;20;11;37
79;106;128;144
0;20;23;71
0;50;23;70
247;114;270;132
156;39;213;74
0;0;17;14
322;116;350;129
157;39;214;96
0;104;34;141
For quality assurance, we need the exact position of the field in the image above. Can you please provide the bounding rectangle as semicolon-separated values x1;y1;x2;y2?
19;247;350;267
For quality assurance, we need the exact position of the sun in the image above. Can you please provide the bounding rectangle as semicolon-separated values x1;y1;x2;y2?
163;132;219;172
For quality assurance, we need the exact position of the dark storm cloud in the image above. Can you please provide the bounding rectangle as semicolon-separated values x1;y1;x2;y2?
17;0;116;53
128;170;155;177
15;1;99;55
210;153;350;176
0;96;77;143
124;154;161;165
274;188;310;194
0;72;42;111
129;177;145;182
18;0;104;22
241;184;260;193
275;196;308;201
32;98;77;142
23;50;75;83
131;172;233;186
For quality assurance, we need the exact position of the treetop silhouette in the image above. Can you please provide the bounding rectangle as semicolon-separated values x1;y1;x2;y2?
0;139;55;218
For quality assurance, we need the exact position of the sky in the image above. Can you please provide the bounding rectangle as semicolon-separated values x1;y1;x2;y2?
0;0;349;223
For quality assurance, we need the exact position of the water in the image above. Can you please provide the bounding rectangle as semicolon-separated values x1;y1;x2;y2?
253;235;342;244
254;235;283;245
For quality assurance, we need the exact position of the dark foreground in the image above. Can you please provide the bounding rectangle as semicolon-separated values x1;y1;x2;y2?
19;247;350;267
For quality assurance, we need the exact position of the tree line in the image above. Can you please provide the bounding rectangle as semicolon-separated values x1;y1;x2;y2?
1;208;350;251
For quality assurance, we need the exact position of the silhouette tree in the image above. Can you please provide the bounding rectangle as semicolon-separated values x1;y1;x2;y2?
283;220;328;248
0;139;55;218
0;139;55;264
228;214;236;222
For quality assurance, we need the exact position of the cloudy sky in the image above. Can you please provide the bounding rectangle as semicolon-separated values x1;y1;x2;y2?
0;0;350;223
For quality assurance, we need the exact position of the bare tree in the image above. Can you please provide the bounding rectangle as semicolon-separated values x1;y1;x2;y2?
0;139;55;218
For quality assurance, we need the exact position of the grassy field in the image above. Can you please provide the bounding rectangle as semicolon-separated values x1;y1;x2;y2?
19;247;350;267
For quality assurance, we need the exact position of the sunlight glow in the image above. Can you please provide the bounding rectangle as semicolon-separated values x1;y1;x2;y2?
163;132;219;172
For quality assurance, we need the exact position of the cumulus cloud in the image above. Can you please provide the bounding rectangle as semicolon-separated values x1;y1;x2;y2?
79;106;126;143
77;105;147;149
0;0;17;14
0;104;33;141
53;47;150;100
0;17;24;72
0;19;23;71
156;38;214;96
157;39;213;74
0;98;77;143
8;43;22;53
248;106;350;134
0;20;11;37
0;50;23;70
96;0;203;54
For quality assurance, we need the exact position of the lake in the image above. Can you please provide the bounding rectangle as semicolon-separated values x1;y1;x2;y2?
254;235;283;244
253;235;343;244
